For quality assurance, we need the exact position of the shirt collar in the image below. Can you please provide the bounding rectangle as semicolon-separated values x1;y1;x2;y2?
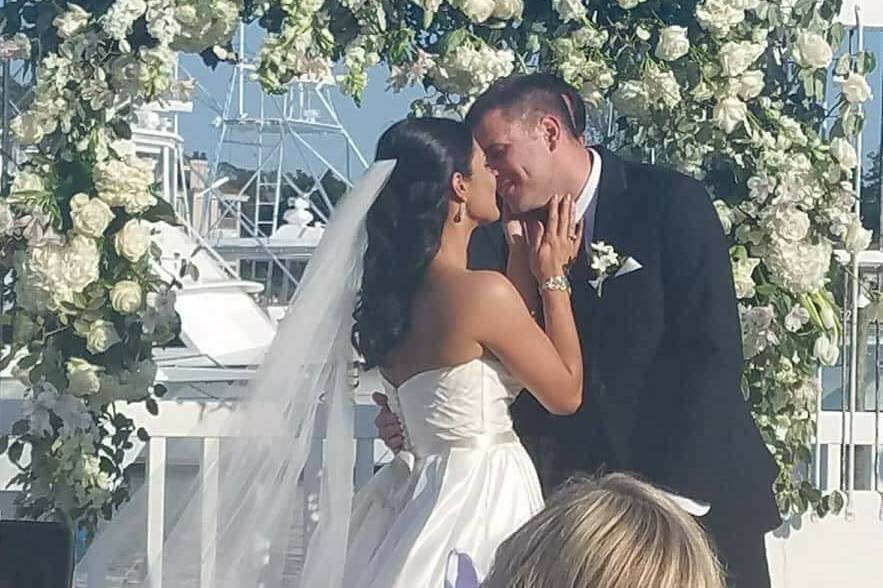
574;148;602;220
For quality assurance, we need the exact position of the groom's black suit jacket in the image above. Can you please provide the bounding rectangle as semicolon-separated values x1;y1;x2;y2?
468;147;781;533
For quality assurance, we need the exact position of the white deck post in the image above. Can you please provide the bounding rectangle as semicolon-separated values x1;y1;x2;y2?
146;437;167;588
201;438;221;587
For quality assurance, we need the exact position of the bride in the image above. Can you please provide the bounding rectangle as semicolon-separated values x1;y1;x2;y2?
81;117;583;588
342;117;583;586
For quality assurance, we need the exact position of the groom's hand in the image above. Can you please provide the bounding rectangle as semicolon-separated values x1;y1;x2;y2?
373;392;404;453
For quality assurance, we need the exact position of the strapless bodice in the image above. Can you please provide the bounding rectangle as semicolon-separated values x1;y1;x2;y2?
380;357;521;458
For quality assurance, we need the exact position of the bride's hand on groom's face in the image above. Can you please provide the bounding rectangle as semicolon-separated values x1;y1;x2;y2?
526;194;581;281
373;392;405;453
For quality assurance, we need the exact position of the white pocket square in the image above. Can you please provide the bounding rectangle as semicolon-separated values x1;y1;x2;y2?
614;256;643;278
587;257;642;297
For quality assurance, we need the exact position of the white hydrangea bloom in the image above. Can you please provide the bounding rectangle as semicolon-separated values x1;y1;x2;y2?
696;0;745;38
766;237;831;294
433;42;514;98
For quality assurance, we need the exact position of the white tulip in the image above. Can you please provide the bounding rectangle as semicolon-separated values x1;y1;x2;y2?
813;334;840;366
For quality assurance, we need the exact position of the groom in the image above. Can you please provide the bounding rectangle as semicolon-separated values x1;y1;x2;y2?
375;73;780;587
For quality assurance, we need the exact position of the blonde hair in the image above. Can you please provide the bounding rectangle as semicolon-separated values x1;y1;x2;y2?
483;473;725;588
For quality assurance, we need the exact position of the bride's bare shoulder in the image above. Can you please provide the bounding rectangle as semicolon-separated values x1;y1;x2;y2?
455;271;524;312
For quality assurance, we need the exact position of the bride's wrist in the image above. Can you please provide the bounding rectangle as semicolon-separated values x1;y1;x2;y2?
539;275;571;294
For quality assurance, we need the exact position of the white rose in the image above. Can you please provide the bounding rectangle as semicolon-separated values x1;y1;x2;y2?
612;80;650;118
813;334;839;366
830;138;858;170
0;199;14;236
644;67;681;108
719;41;765;77
115;219;151;262
70;193;115;238
655;26;690;61
10;112;48;145
793;31;832;70
844;217;872;253
492;0;522;19
691;80;714;101
617;0;645;8
552;0;586;22
732;257;760;299
840;73;872;104
67;358;101;396
453;0;495;22
713;96;748;134
64;235;101;293
86;320;121;354
777;116;806;147
110;280;143;314
737;70;764;99
53;5;90;39
10;170;45;196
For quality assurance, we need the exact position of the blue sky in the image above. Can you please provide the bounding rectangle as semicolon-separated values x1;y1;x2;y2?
176;30;883;179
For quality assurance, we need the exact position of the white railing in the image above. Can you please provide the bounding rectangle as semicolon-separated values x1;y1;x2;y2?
3;396;883;587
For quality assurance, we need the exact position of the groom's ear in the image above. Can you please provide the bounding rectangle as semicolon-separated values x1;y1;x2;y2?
538;115;564;151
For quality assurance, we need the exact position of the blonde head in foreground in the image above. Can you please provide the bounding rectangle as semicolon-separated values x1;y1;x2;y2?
482;473;725;588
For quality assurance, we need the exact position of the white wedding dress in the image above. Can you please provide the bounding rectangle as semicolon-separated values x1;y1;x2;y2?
343;357;544;587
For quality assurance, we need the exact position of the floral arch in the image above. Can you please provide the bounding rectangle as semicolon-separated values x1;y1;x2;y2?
0;0;871;536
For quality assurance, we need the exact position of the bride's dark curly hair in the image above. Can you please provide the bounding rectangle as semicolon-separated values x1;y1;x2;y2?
352;118;475;369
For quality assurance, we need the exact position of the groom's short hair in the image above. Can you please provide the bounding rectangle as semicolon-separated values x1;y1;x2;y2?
465;73;586;139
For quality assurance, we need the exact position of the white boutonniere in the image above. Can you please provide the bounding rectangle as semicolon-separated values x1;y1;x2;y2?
587;241;642;296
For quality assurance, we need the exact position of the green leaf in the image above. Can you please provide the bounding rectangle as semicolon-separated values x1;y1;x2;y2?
153;383;167;398
110;119;132;141
16;352;40;370
440;29;468;56
141;197;179;226
8;441;23;464
829;490;845;513
100;456;116;473
136;428;150;442
0;435;8;455
145;398;159;416
860;52;877;75
11;419;29;436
